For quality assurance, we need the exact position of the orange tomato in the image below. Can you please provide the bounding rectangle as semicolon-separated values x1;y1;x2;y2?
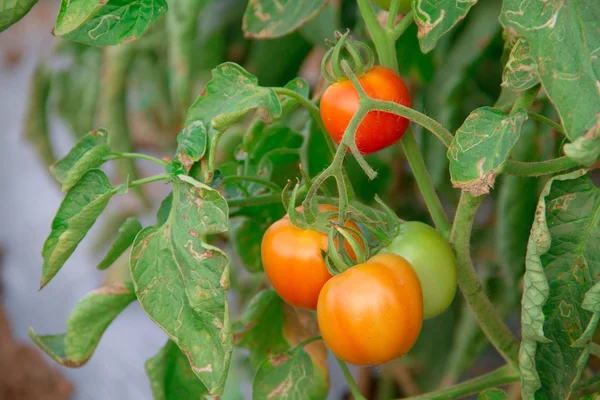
317;253;423;366
320;66;411;154
261;204;361;310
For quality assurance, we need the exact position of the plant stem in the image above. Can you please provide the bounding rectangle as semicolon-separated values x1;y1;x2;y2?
528;112;566;135
106;152;167;167
401;126;451;236
510;85;539;114
128;174;170;188
402;365;519;400
451;192;520;369
504;156;577;177
356;0;399;71
336;357;366;400
392;11;414;39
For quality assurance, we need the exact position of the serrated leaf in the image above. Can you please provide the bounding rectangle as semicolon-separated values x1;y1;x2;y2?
501;39;539;91
29;282;136;366
50;129;110;192
500;0;600;166
448;107;527;196
252;342;327;400
24;62;55;167
175;121;208;173
478;388;509;400
413;0;478;53
41;169;118;288
0;0;37;32
145;340;208;400
242;0;327;39
230;218;265;273
97;217;142;270
521;170;600;399
236;290;328;399
186;63;282;131
54;0;168;46
130;177;231;396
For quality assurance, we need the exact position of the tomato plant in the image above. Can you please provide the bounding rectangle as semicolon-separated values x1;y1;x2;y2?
5;0;598;398
320;66;411;154
383;221;457;319
317;253;423;366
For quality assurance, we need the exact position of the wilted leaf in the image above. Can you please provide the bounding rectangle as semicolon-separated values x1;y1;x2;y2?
521;170;600;399
97;217;142;270
0;0;37;32
175;121;208;173
50;129;110;192
24;63;55;167
29;282;136;366
41;169;119;288
130;177;231;396
501;39;539;91
500;0;600;166
448;107;527;196
54;0;168;46
145;340;208;400
413;0;478;53
243;0;327;39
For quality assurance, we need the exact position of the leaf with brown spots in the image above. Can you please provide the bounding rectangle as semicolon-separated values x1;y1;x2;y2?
521;170;600;399
130;177;231;396
243;0;327;39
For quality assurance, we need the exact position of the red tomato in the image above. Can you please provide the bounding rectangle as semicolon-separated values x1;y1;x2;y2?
320;66;411;154
317;253;423;366
261;205;361;310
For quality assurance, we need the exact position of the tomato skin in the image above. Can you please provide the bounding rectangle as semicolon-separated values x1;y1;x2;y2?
372;0;413;12
320;66;411;154
261;205;361;310
383;222;457;319
317;253;423;366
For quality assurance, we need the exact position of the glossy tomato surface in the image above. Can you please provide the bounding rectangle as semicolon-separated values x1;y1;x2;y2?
320;66;411;154
383;221;457;319
261;204;361;310
317;253;423;366
373;0;413;12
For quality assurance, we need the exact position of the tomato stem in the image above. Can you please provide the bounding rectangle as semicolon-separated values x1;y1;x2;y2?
105;152;168;167
335;357;366;400
128;174;171;188
401;365;519;400
392;11;414;40
528;112;567;135
450;192;520;369
504;156;577;177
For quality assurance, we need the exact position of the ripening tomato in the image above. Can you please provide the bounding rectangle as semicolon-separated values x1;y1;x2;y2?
261;204;361;310
372;0;413;12
320;66;411;154
317;253;423;366
383;221;457;319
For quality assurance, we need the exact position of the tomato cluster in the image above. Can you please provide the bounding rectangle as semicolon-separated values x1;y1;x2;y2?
261;208;457;366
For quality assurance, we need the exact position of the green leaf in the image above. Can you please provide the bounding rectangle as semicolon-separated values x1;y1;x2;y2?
413;0;478;53
521;170;600;399
41;169;118;288
24;63;55;167
185;63;282;131
97;217;142;270
54;0;168;46
500;0;600;166
145;340;208;400
49;129;110;192
29;282;136;366
229;218;265;273
501;39;539;92
478;388;509;400
252;342;327;400
130;177;231;396
175;121;208;173
156;192;173;227
0;0;37;32
447;107;527;196
298;2;339;45
279;78;311;117
242;0;327;39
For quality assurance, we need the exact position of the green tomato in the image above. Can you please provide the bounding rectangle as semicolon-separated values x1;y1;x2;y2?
382;221;457;319
372;0;413;13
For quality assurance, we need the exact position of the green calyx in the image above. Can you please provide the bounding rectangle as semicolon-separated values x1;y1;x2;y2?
321;31;375;83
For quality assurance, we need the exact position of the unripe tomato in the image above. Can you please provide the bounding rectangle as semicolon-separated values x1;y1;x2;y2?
373;0;413;13
317;253;423;366
383;221;457;319
261;205;361;310
320;66;411;154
